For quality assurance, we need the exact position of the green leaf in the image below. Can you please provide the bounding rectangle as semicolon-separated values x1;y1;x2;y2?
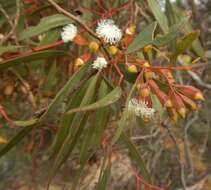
173;6;204;57
50;82;88;158
19;14;72;40
153;17;188;47
92;81;110;147
126;22;157;53
13;119;39;127
0;50;67;70
38;28;60;46
42;62;57;94
65;87;122;115
0;46;22;55
121;132;151;182
0;125;33;157
173;31;199;58
96;165;111;190
47;72;101;186
39;63;90;122
147;0;169;33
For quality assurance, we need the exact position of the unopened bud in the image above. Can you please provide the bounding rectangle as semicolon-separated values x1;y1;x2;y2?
167;108;179;122
194;92;205;101
126;25;136;35
144;71;154;80
74;58;84;68
143;61;150;67
127;65;138;73
143;45;153;53
165;100;173;108
140;87;150;97
178;107;186;118
108;46;118;55
89;41;99;52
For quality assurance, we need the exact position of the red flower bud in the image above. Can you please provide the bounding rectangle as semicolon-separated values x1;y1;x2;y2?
148;80;172;107
175;85;204;101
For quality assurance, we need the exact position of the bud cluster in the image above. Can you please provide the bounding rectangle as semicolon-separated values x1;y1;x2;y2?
60;19;204;122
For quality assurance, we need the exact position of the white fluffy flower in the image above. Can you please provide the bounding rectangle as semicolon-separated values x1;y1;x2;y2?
128;98;155;119
92;57;108;70
96;19;122;44
61;24;77;43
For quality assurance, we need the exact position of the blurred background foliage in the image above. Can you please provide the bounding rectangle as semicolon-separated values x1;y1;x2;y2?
0;0;211;190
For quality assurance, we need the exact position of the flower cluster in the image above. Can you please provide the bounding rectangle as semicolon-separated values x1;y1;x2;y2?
128;98;155;120
59;18;204;122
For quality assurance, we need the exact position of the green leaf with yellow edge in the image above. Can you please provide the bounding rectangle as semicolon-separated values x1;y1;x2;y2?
173;31;199;59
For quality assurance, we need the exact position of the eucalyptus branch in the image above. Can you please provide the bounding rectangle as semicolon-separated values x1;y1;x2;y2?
47;0;100;41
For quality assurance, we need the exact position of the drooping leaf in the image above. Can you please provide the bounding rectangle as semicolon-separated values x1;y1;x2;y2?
0;125;34;157
47;72;101;186
121;132;151;182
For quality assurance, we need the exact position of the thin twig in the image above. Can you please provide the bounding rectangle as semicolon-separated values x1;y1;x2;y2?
184;113;198;181
164;124;187;190
0;0;21;45
47;0;100;40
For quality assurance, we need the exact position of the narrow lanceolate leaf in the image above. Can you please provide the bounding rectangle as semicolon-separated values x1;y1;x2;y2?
121;132;151;182
42;62;57;94
50;83;88;159
39;63;90;122
147;0;169;33
13;119;39;127
96;165;111;190
19;14;72;40
92;81;110;147
0;50;67;70
0;125;34;158
0;45;22;55
173;31;199;59
126;22;157;53
47;72;101;187
173;6;204;57
65;87;122;115
110;75;138;147
153;17;188;47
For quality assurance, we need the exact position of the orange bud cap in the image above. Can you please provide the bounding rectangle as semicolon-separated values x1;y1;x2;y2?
125;25;136;35
178;107;186;118
194;92;205;101
167;108;179;122
73;34;88;45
